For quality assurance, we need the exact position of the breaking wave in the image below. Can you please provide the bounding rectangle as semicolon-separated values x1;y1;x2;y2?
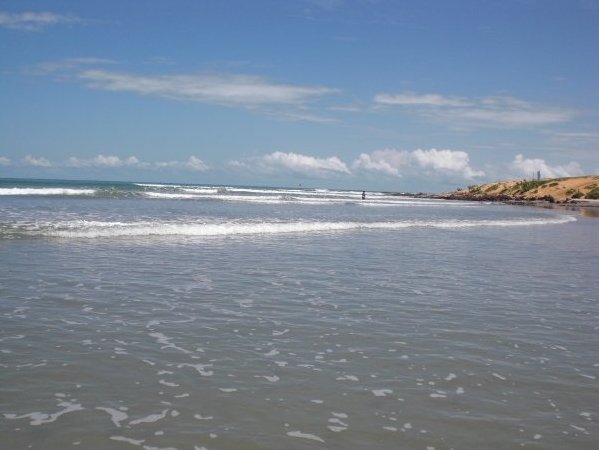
4;216;577;239
0;188;96;196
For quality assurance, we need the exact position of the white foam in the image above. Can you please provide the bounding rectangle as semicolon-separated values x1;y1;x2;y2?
32;215;577;239
129;409;169;425
135;183;182;188
337;375;359;381
255;375;280;382
4;401;84;425
272;329;290;336
144;192;199;199
177;363;214;376
0;187;96;196
372;389;393;397
286;431;325;442
149;332;191;354
110;436;145;446
97;407;128;427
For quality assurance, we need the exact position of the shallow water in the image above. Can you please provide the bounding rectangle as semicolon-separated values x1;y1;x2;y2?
1;178;598;449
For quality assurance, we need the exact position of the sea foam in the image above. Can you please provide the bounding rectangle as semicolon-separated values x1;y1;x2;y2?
0;188;96;196
32;216;576;238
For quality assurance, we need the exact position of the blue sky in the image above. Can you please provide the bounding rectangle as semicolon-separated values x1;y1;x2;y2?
1;0;597;191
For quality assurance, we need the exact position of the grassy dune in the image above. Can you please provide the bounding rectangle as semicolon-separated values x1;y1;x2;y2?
445;176;599;203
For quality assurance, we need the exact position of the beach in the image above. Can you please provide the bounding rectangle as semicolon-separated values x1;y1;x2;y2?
1;178;598;449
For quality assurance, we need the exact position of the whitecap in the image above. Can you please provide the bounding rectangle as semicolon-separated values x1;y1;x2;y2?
286;430;325;443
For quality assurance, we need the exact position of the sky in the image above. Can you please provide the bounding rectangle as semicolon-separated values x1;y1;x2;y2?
0;0;598;191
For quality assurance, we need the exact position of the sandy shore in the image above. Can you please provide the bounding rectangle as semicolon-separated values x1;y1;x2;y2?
393;176;599;217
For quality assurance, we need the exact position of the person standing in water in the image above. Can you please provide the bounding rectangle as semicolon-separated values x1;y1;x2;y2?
362;191;366;200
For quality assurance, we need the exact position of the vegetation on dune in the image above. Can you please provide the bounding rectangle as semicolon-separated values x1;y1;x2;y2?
445;176;599;203
585;187;599;199
514;179;549;193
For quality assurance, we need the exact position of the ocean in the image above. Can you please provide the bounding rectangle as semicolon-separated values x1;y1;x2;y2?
1;177;597;449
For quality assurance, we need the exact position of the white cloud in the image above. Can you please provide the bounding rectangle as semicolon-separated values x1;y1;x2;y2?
511;154;584;178
64;154;209;172
411;149;485;178
66;155;140;168
263;151;350;175
23;155;52;167
353;148;484;179
233;151;350;177
78;70;337;108
352;149;411;176
29;58;116;75
184;156;209;172
0;11;80;31
374;93;470;107
374;92;573;128
0;156;11;166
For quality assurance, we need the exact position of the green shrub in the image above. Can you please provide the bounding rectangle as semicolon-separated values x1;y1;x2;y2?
517;180;548;192
585;187;599;199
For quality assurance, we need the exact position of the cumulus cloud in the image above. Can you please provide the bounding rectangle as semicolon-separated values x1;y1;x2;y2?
66;154;140;168
153;156;209;172
232;151;350;177
262;151;350;175
411;149;484;178
0;156;11;166
0;11;81;31
23;155;53;167
78;70;337;109
511;154;584;178
374;92;573;128
352;149;411;176
62;154;209;172
353;148;484;179
184;156;209;171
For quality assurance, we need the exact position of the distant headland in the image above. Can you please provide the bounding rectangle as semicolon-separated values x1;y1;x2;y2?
408;176;599;207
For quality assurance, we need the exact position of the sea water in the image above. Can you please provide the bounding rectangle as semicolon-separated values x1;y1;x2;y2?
0;178;597;449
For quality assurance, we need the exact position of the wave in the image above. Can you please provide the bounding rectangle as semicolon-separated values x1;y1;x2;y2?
0;188;96;196
7;216;576;239
140;190;475;207
143;192;199;199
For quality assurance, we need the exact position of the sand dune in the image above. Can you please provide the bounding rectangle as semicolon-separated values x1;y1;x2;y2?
445;176;599;203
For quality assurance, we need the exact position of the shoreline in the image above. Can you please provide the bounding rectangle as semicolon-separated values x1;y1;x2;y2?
390;190;599;218
398;175;599;218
